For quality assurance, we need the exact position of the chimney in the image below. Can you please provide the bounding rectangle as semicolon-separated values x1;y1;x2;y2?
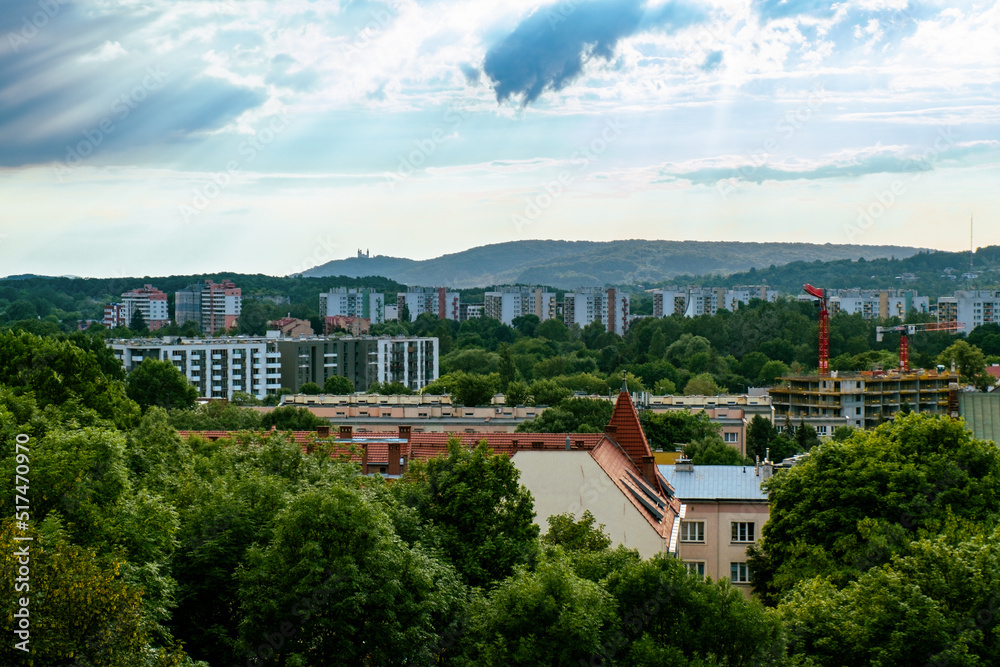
948;382;960;419
565;435;571;451
761;449;773;480
339;425;353;440
640;455;657;487
755;455;760;477
675;457;694;472
316;425;330;438
388;441;402;475
399;425;412;442
361;441;369;475
511;439;519;452
604;424;618;439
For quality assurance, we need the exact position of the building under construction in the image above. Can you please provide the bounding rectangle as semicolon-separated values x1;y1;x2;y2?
769;369;959;432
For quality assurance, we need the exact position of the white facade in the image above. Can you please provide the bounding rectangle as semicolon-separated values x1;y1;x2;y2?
319;288;385;324
397;287;460;322
827;289;929;320
937;290;1000;334
110;337;282;400
563;287;630;335
484;287;557;325
120;285;170;329
653;285;777;318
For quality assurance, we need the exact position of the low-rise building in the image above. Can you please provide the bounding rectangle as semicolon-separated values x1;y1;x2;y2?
268;317;314;337
323;315;370;336
661;461;771;595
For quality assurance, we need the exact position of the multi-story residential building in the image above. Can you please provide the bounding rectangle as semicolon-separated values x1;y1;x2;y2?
768;369;958;431
563;287;630;335
936;290;1000;333
110;336;282;400
175;280;242;335
397;287;461;322
460;303;483;321
319;288;385;324
273;335;438;393
484;286;556;325
103;303;126;329
652;285;777;318
825;289;929;320
110;334;439;397
105;285;170;330
663;461;771;596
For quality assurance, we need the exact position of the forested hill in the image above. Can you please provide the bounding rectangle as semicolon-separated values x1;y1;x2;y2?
660;245;1000;296
300;240;923;288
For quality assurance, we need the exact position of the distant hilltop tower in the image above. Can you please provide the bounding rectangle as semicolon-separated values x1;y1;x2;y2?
357;248;371;259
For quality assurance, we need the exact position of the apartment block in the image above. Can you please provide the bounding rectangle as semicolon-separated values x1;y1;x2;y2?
768;369;958;431
652;285;777;318
460;304;483;321
175;280;242;335
484;286;556;325
110;337;282;400
825;289;929;320
936;290;1000;334
397;287;461;322
274;335;438;393
105;284;170;330
319;288;385;324
563;287;630;335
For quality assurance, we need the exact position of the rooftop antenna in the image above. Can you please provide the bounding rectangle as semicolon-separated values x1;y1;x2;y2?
970;213;974;275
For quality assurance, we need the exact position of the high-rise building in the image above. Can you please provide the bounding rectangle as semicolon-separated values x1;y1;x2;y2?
826;289;929;320
484;286;556;325
397;287;461;322
104;284;170;330
936;290;1000;334
653;285;777;318
563;287;630;335
110;336;282;400
109;334;440;398
175;280;242;335
319;288;385;324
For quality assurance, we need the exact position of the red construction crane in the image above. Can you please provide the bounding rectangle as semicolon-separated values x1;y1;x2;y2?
876;321;965;372
803;284;829;376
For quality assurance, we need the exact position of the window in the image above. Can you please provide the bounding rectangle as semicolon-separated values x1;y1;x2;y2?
731;522;755;542
724;432;738;443
683;562;705;578
730;562;752;584
680;521;705;542
856;406;861;415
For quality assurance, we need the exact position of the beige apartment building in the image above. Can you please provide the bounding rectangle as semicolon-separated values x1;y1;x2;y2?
661;461;771;596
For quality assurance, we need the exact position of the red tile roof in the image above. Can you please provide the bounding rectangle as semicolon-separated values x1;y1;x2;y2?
607;389;654;465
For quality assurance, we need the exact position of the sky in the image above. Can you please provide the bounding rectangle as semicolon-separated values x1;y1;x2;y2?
0;0;998;278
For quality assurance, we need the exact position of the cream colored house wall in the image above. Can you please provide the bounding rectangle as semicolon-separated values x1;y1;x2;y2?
675;500;769;597
512;450;667;559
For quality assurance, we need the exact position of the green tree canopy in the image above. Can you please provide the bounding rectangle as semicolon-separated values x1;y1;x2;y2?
748;413;1000;605
126;358;198;412
260;405;327;431
640;410;719;451
393;438;538;588
516;397;613;434
323;375;355;394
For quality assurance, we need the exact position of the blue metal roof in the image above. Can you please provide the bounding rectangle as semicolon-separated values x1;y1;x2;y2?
658;465;769;501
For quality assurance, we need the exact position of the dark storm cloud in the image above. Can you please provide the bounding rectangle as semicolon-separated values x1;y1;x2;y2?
482;0;707;106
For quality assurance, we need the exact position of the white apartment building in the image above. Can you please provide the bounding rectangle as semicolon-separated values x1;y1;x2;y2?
319;288;385;324
937;290;1000;334
826;289;929;320
397;287;460;321
484;286;557;325
563;287;630;335
110;337;282;400
652;285;777;318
